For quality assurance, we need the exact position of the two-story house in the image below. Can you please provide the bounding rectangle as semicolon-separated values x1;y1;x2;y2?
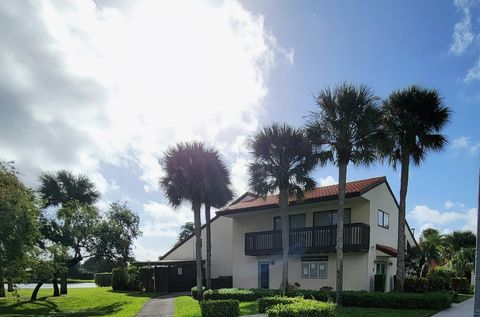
160;176;417;292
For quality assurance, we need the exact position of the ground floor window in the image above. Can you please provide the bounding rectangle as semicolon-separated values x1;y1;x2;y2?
301;262;327;279
375;261;387;275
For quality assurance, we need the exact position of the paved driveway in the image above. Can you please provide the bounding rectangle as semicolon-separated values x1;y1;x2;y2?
136;292;189;317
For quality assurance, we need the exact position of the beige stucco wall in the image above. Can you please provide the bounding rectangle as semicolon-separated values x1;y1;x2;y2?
163;216;233;278
231;198;371;290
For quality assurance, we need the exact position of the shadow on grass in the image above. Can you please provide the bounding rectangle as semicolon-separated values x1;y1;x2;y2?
107;289;162;299
0;298;124;316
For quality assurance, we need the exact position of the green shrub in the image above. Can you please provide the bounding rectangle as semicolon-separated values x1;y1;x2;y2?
203;288;280;301
427;268;453;291
192;286;206;298
404;277;428;293
374;274;386;292
112;268;129;291
341;291;452;310
286;289;334;301
200;299;240;317
257;296;301;313
94;272;112;287
137;267;154;291
266;299;336;317
450;277;470;294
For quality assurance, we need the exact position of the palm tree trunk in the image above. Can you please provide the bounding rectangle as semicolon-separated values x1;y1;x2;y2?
395;151;409;292
205;203;212;290
60;274;67;294
193;201;203;300
7;279;13;292
279;188;289;296
52;275;60;297
31;281;44;301
0;270;5;298
336;163;347;306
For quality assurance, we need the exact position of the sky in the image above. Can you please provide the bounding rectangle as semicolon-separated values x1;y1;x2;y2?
0;0;479;260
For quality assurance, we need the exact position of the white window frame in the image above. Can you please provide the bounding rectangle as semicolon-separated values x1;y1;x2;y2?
301;261;328;279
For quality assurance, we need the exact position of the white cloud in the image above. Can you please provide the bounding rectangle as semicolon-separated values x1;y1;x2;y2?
0;0;289;195
319;176;337;186
450;136;480;155
450;0;475;55
444;200;466;209
409;204;477;235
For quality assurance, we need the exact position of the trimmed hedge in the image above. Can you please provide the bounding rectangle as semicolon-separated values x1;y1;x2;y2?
203;288;280;301
258;296;301;313
266;299;336;317
206;288;452;310
94;272;112;287
404;277;428;293
341;291;452;310
200;299;240;317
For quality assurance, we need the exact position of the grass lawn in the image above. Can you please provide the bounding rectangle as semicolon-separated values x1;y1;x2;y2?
0;287;158;316
66;278;95;283
453;293;473;303
173;296;437;317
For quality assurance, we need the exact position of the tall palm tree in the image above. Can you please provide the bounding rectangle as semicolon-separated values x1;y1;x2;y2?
38;170;100;295
160;141;212;300
202;148;233;290
306;82;382;305
382;85;451;291
248;123;317;295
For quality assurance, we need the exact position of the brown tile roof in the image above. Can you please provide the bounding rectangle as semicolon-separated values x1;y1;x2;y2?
217;176;386;215
376;244;399;257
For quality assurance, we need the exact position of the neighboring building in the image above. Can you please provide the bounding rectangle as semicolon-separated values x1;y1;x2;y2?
161;176;417;292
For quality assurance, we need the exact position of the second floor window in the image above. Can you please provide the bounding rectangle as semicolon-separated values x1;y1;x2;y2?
313;209;351;226
273;214;306;230
377;210;389;229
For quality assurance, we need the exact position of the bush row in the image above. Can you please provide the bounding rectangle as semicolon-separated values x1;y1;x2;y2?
200;300;239;317
94;272;112;287
405;276;471;294
258;296;300;313
266;299;336;317
204;288;452;310
203;288;280;301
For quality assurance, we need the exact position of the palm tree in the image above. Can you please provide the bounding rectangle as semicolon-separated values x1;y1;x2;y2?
202;148;233;290
306;82;382;305
248;123;317;295
160;141;212;300
418;228;444;277
38;170;100;295
450;247;475;280
382;85;451;291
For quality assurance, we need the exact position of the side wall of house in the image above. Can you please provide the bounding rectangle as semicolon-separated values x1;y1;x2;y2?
163;216;233;278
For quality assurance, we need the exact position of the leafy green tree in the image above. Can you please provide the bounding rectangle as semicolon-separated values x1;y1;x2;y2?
0;161;40;297
306;83;382;304
418;228;444;277
202;148;233;289
444;231;476;260
38;170;100;295
249;123;317;295
177;222;195;243
450;247;475;279
92;201;141;267
381;85;451;291
160;141;215;300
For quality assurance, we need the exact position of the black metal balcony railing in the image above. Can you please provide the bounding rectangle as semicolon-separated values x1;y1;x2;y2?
244;223;370;256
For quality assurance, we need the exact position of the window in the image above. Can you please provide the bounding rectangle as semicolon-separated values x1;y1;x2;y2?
313;209;351;226
273;214;306;230
375;262;387;275
301;262;327;279
377;210;389;229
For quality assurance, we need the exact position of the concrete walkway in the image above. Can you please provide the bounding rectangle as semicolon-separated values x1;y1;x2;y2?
432;297;474;317
136;292;189;317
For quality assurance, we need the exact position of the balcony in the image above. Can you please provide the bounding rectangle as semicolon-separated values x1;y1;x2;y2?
244;223;370;256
